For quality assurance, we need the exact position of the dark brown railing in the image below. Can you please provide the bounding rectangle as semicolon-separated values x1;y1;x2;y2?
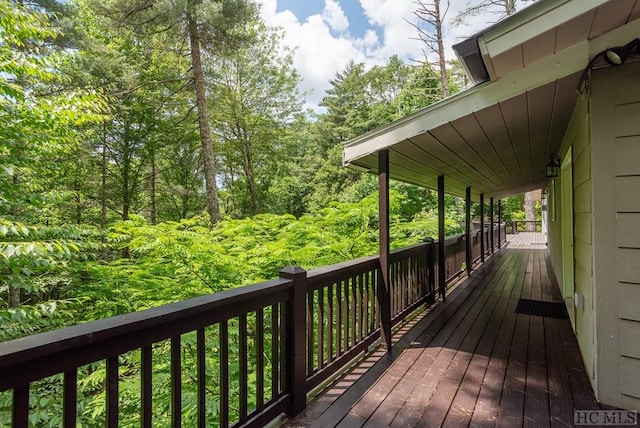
0;230;507;428
506;220;542;233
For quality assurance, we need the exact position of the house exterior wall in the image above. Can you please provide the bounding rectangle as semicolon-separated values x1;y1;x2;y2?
589;60;640;410
548;91;596;385
547;60;640;410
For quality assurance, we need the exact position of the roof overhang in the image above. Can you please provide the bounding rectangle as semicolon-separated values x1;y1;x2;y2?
343;0;640;200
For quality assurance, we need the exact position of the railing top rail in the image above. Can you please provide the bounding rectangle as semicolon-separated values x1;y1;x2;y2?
0;277;293;372
307;254;378;281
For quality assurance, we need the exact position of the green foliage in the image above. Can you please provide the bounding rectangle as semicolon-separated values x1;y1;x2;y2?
0;0;105;220
0;3;496;426
0;220;101;310
500;194;526;221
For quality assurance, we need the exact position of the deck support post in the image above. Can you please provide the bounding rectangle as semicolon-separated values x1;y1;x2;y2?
378;150;392;352
490;197;495;254
438;175;446;301
498;200;502;249
465;186;472;275
280;266;307;416
480;194;485;263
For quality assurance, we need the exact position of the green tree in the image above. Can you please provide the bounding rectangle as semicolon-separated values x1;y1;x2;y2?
1;0;103;306
98;0;259;226
209;24;304;216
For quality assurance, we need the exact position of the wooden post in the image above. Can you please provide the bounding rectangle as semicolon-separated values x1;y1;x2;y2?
438;175;446;301
498;200;502;249
280;266;307;416
424;237;436;304
465;186;472;275
378;150;392;352
490;197;494;254
480;193;485;263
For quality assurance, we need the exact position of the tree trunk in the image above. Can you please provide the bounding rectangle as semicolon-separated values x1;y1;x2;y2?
240;142;259;215
8;286;20;308
150;149;157;225
187;3;221;225
9;174;21;307
122;130;131;221
524;191;536;231
434;0;449;97
75;192;82;224
101;121;108;230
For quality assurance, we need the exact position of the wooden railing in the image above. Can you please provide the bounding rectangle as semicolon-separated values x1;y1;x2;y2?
506;220;542;233
0;231;506;428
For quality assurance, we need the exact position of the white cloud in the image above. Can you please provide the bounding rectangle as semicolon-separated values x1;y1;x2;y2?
322;0;349;34
257;0;374;111
255;0;500;112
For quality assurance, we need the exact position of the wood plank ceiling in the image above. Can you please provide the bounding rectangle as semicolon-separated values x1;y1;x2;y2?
344;0;640;200
349;72;580;200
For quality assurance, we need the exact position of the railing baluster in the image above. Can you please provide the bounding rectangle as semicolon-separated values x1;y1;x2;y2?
279;301;287;399
343;279;349;351
171;337;181;428
390;262;396;317
63;369;77;428
271;304;278;400
336;281;342;356
197;328;206;428
363;272;370;337
12;385;29;428
402;258;408;311
349;276;358;346
256;308;264;411
307;291;314;375
240;315;248;423
318;288;325;369
371;269;380;330
358;273;364;341
141;345;152;428
221;321;229;428
107;355;119;428
327;284;334;362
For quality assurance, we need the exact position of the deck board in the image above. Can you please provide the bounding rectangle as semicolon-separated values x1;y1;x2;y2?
284;237;601;428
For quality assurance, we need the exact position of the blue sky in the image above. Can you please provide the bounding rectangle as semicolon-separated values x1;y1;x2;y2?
257;0;506;112
275;0;374;39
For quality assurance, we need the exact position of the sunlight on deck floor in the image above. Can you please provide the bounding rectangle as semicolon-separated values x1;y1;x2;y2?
284;239;600;428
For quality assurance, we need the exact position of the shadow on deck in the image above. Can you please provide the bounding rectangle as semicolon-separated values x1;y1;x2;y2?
284;242;600;427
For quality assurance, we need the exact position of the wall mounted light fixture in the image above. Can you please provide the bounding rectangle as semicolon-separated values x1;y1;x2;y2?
545;154;560;178
604;38;640;66
577;37;640;93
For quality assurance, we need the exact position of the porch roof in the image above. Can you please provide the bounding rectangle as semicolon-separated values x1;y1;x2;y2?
343;0;640;200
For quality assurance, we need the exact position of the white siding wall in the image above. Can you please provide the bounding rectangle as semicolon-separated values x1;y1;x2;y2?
591;61;640;410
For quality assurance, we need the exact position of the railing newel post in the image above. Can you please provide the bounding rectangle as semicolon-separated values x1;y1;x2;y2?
280;266;307;417
423;237;436;304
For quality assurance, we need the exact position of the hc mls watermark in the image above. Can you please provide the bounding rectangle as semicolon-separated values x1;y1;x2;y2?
574;410;638;426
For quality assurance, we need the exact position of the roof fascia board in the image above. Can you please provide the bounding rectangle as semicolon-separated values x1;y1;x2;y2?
343;40;588;164
588;16;640;55
480;0;607;58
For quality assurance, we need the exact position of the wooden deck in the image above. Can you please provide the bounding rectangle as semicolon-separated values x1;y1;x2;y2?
505;232;547;249
284;245;601;427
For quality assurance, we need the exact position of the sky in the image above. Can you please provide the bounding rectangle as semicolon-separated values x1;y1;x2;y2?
255;0;501;112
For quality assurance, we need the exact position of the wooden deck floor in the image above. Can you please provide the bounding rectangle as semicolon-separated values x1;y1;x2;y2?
505;232;547;249
284;245;601;428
